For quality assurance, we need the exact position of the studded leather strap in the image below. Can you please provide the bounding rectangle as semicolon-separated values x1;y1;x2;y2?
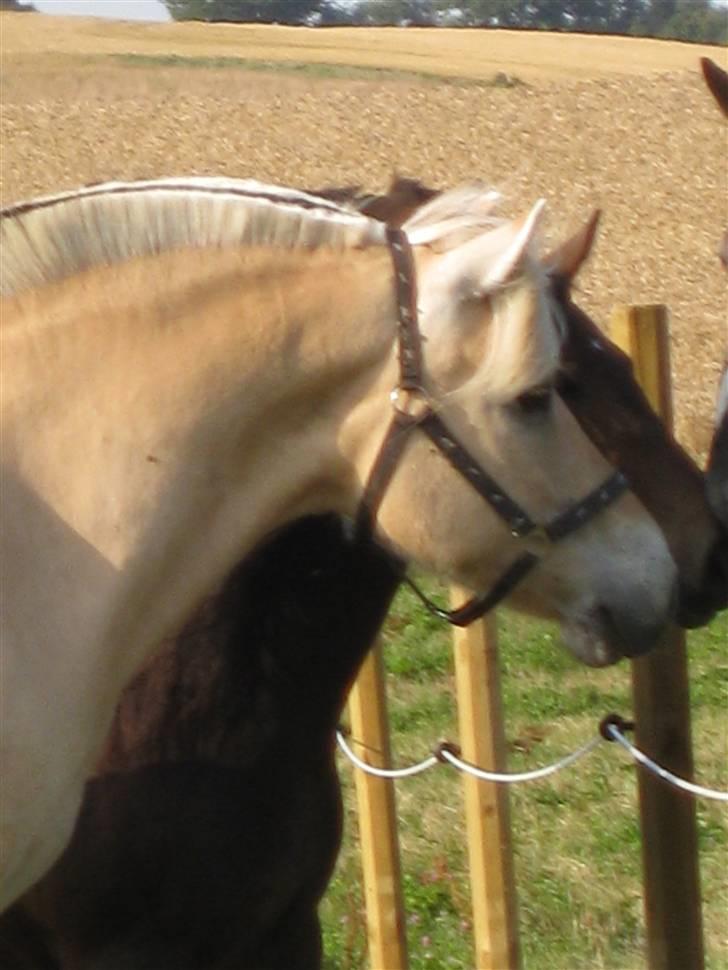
355;412;419;540
419;412;630;542
418;412;538;537
386;226;423;392
543;469;630;541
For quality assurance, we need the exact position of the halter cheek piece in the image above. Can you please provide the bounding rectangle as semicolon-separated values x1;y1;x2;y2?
356;226;630;627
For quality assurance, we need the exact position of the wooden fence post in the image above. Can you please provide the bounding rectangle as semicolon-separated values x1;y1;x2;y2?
610;304;704;970
450;594;520;970
347;642;409;970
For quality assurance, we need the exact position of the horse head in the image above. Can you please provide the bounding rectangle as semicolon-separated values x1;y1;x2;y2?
351;191;678;666
547;210;728;626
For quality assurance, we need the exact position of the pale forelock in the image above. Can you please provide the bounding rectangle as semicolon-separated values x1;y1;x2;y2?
477;277;564;402
407;185;564;402
436;245;564;405
0;177;387;296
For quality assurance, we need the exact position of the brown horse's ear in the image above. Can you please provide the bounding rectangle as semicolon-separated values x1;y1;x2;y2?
719;229;728;269
701;57;728;119
545;209;601;284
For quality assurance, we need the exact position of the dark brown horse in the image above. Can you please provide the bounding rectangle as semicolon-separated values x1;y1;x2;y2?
0;517;402;970
2;180;726;970
701;57;728;528
549;208;727;625
708;371;728;528
700;57;728;269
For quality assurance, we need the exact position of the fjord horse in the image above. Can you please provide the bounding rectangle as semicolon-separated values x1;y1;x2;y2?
4;178;692;903
1;181;726;970
701;56;728;527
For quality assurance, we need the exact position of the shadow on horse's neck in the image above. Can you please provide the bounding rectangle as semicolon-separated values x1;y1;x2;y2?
98;515;404;774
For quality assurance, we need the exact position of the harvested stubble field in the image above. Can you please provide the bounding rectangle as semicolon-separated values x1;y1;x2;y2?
1;13;727;457
1;14;727;970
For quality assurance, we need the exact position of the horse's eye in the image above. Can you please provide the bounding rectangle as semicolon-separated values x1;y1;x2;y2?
515;386;552;414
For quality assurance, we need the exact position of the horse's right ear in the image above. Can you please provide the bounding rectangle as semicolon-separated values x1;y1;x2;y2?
545;209;601;286
701;57;728;119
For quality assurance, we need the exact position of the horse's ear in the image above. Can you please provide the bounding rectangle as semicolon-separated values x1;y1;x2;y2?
545;209;601;285
475;199;546;293
701;57;728;119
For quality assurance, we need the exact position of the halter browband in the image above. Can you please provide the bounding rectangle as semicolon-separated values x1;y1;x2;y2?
356;226;630;627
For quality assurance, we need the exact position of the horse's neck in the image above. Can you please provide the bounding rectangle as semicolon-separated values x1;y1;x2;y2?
2;245;396;692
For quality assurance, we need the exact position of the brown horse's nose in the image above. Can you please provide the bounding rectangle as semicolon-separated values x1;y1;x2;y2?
677;527;728;628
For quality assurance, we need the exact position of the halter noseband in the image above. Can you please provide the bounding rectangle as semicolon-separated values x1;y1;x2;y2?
356;226;629;627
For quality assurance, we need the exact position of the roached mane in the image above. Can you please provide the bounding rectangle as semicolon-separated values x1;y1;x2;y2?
2;177;511;297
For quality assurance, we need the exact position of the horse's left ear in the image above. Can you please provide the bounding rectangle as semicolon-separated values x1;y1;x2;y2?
545;209;601;285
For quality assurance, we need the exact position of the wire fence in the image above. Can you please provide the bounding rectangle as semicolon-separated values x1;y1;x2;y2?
336;713;728;802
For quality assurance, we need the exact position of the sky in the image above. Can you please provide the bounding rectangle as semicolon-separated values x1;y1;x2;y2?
28;0;728;21
32;0;170;20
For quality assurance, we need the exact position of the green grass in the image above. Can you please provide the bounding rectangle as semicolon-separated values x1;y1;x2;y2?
107;52;523;87
321;582;728;970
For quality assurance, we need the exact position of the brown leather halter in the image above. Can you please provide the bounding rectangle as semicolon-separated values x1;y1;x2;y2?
356;227;630;627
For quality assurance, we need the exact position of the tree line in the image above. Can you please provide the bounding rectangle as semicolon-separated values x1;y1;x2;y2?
163;0;726;43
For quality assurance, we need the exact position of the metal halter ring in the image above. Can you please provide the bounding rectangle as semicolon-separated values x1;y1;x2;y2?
389;385;431;423
515;523;553;554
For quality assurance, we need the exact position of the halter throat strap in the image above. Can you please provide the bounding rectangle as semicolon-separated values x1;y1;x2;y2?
356;227;629;627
